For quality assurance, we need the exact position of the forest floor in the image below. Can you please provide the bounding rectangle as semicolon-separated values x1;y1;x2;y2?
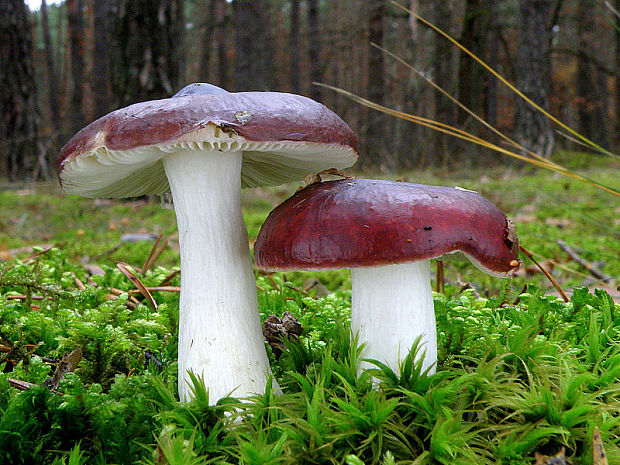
0;153;618;464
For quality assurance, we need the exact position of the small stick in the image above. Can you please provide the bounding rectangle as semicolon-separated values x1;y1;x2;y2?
73;275;86;291
520;245;570;302
158;269;180;287
128;286;180;294
117;262;158;310
557;239;614;282
435;260;445;293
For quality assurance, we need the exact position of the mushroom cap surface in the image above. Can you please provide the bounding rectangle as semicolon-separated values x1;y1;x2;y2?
254;179;520;277
57;91;359;197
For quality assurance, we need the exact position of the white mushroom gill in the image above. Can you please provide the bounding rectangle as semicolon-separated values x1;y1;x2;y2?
163;148;278;402
350;259;437;375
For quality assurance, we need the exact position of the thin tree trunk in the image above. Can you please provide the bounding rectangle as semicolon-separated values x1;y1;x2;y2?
485;0;500;129
576;0;609;148
0;0;41;180
111;0;185;105
41;0;60;134
198;0;216;82
215;0;229;89
307;0;321;101
233;0;272;91
289;0;300;93
364;0;386;168
67;0;85;134
515;0;555;157
617;0;620;150
92;0;111;118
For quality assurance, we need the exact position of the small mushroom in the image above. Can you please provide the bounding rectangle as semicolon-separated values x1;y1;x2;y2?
254;179;520;374
56;83;358;402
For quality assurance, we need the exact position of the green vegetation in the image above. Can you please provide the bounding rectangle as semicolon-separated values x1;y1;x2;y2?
0;159;618;464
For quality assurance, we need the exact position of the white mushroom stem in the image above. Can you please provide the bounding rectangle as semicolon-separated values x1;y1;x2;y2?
350;260;437;375
163;148;278;402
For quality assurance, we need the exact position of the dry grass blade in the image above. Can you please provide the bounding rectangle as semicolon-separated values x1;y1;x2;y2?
593;426;609;465
315;81;619;196
140;234;169;275
158;269;180;287
519;245;569;302
391;0;619;160
116;262;158;310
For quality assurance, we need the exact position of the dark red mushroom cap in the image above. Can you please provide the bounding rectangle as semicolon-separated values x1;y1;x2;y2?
57;90;358;197
254;179;520;277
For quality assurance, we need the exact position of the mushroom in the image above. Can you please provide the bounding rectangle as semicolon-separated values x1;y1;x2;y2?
56;83;358;402
254;179;520;374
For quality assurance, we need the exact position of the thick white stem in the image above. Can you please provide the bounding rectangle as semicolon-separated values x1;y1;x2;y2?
350;260;437;374
163;149;277;402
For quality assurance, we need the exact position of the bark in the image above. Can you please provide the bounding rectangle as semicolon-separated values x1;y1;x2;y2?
576;0;609;148
617;0;620;149
233;0;273;91
307;0;321;101
0;0;42;180
67;0;86;134
485;0;500;129
457;0;487;124
92;0;111;118
215;0;229;88
198;0;216;82
289;0;300;93
515;0;555;157
363;0;386;168
41;0;61;136
111;0;185;106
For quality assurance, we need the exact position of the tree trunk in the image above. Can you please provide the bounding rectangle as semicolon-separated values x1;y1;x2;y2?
289;0;300;93
233;0;273;91
41;0;61;136
307;0;321;101
111;0;185;106
576;0;609;149
198;0;216;82
485;0;500;129
215;0;229;89
514;0;555;158
0;0;42;181
616;0;620;150
92;0;111;118
67;0;86;134
363;0;386;168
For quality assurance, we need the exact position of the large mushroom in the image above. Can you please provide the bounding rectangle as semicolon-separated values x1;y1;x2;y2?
56;83;358;402
254;179;520;374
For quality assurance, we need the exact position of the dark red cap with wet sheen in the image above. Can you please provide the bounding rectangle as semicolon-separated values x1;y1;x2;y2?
254;179;520;276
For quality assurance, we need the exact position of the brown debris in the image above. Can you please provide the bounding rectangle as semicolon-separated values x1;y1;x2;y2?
262;312;303;359
43;347;82;390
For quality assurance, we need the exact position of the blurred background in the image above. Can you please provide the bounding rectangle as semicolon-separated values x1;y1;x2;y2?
1;0;618;182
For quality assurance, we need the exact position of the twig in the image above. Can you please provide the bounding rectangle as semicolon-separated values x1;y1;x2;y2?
556;239;614;282
520;245;570;302
128;286;180;294
158;269;180;287
117;262;158;310
435;260;445;293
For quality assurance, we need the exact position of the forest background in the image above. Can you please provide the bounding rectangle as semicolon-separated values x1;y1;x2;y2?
1;0;619;181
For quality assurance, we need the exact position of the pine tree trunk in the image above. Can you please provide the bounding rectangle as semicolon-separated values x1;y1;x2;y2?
363;0;386;168
576;0;609;148
198;0;216;82
514;0;555;158
289;0;300;94
307;0;321;101
0;0;41;181
215;0;229;88
111;0;185;105
92;0;111;118
233;0;272;91
67;0;86;134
